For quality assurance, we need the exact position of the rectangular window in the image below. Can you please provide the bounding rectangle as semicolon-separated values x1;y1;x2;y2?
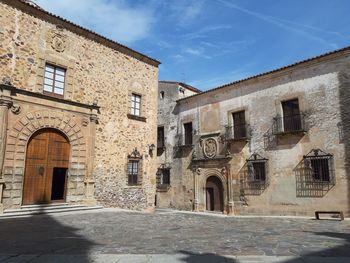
184;122;193;145
251;162;266;181
282;99;301;132
128;160;139;185
161;169;170;185
232;110;246;139
310;158;330;182
131;94;141;116
157;126;165;148
43;64;66;97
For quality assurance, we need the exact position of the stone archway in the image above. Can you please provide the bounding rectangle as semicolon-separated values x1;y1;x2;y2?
205;176;224;212
3;110;87;207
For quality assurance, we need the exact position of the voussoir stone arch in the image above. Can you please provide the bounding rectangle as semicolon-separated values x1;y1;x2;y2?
5;110;87;204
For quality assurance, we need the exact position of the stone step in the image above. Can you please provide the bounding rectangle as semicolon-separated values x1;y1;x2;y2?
1;204;103;219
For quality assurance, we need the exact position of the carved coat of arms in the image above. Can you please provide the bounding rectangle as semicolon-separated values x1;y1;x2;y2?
48;28;67;53
203;138;217;158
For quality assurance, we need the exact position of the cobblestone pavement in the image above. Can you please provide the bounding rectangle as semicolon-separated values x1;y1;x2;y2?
0;208;349;262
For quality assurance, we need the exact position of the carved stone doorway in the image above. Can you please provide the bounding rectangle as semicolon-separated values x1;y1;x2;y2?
205;176;223;212
22;129;70;205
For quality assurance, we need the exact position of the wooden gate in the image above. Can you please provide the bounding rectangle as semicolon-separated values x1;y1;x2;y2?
22;129;70;205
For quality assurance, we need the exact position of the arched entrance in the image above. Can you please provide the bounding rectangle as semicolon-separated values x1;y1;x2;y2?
22;129;70;205
205;176;223;212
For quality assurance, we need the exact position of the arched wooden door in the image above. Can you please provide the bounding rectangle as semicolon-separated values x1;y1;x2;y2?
206;176;223;212
22;129;70;205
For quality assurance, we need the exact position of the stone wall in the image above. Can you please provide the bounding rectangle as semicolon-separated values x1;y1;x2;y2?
0;1;159;211
160;50;350;216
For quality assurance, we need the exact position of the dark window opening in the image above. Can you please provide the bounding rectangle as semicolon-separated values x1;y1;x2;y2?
250;162;266;181
160;91;165;99
232;110;247;139
282;99;301;132
128;160;139;185
157;126;165;149
310;158;330;182
161;169;170;185
184;122;193;145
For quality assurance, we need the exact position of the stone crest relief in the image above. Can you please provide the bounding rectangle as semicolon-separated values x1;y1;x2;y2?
48;27;67;53
203;138;217;159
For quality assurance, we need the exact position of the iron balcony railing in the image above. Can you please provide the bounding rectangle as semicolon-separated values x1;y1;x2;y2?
272;113;307;134
225;124;250;141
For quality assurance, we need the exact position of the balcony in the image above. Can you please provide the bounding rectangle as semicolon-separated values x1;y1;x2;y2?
272;113;307;135
225;124;250;141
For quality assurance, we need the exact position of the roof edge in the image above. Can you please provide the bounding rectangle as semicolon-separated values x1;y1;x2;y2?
3;0;161;67
177;45;350;102
159;80;202;93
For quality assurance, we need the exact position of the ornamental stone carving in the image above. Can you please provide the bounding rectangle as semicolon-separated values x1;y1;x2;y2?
48;28;67;53
11;103;21;115
203;137;217;159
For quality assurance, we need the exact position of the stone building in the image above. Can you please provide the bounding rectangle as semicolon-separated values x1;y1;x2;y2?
0;0;160;213
157;47;350;217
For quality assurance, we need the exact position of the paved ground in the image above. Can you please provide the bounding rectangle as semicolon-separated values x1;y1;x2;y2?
0;208;349;262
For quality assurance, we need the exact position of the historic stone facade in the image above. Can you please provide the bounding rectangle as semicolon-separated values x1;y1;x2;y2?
157;47;350;217
0;0;159;212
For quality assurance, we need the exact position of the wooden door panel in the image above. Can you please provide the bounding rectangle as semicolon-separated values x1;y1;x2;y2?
23;129;70;205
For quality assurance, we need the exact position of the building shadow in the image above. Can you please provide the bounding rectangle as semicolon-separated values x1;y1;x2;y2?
281;231;350;262
178;250;236;263
0;209;94;261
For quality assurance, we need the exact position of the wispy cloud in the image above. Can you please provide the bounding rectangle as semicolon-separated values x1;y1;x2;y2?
184;47;211;59
182;24;232;40
36;0;156;44
168;0;205;27
216;0;344;49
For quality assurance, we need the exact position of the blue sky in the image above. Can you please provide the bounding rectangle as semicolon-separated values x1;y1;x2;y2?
36;0;350;91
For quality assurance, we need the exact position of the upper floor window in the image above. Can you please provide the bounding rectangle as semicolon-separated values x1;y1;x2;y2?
43;64;66;97
131;93;141;116
159;91;165;99
157;126;165;149
184;122;193;145
282;99;301;132
232;110;247;139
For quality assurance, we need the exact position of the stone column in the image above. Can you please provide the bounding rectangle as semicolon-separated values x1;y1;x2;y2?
225;165;235;215
0;96;13;213
84;110;98;206
193;167;201;211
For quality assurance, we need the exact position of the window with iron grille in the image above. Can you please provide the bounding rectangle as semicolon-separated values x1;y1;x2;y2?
131;93;141;116
240;153;268;195
128;160;139;185
161;168;170;185
282;99;302;132
43;63;66;97
232;110;247;139
184;122;193;145
157;126;165;149
295;149;335;197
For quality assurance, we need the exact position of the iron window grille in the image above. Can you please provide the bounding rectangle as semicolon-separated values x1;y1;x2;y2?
43;63;66;98
295;149;335;197
272;113;307;134
157;126;165;149
156;165;171;191
240;153;268;195
127;160;139;185
131;93;141;116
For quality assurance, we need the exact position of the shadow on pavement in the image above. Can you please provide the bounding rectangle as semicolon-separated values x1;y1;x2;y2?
0;210;95;262
178;250;236;263
282;231;350;262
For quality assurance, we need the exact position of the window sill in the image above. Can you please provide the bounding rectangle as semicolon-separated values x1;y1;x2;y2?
126;184;142;188
127;114;146;122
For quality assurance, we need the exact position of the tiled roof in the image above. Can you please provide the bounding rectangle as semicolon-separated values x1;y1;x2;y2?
159;81;201;93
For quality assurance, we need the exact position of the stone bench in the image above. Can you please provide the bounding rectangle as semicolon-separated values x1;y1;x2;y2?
315;211;344;221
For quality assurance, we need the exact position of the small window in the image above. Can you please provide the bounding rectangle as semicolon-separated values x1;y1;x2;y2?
282;99;301;132
232;110;246;139
43;63;66;97
157;126;165;148
161;169;170;185
184;122;193;145
131;93;141;116
249;162;266;181
160;91;165;99
128;160;139;185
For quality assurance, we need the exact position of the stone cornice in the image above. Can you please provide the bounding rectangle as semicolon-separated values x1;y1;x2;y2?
0;84;100;111
1;0;161;67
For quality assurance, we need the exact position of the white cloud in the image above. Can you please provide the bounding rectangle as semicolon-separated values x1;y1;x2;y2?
36;0;156;44
169;0;204;27
184;47;211;59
